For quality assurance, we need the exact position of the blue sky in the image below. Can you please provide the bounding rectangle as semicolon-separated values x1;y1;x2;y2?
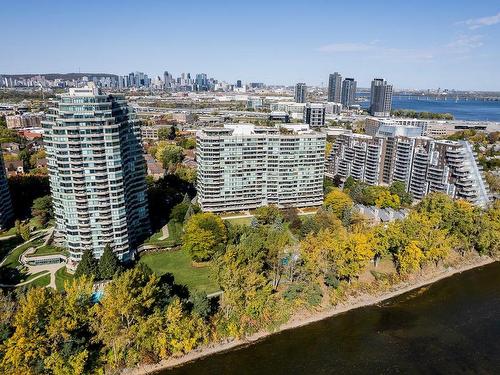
1;0;500;90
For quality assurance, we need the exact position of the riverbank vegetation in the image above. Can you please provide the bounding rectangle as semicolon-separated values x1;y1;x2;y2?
0;193;498;374
391;109;454;120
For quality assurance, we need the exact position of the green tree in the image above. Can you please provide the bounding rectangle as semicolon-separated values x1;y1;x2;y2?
74;249;98;278
183;204;196;224
98;245;122;280
167;125;177;140
31;195;53;227
177;137;196;149
183;213;227;261
170;202;190;223
156;143;184;170
157;125;177;141
389;181;413;206
190;291;211;320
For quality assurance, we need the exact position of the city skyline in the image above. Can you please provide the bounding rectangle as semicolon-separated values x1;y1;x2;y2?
1;1;499;90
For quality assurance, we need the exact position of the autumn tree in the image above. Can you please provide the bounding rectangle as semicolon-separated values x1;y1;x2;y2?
91;267;162;369
183;213;227;261
174;165;196;183
396;241;424;275
1;287;53;374
254;205;283;225
375;190;401;209
323;189;353;218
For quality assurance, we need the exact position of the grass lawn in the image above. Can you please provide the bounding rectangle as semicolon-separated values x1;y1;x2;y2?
223;216;253;226
23;270;50;284
139;249;219;294
2;236;45;269
0;226;18;238
55;267;74;291
145;220;183;248
26;245;66;258
29;273;51;288
0;236;23;263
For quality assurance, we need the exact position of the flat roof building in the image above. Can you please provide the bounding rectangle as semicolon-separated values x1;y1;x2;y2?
294;83;307;103
328;73;342;103
304;103;326;127
196;123;325;212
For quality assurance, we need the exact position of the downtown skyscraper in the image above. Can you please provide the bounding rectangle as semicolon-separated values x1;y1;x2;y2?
327;72;342;103
294;83;307;103
341;78;357;107
42;84;150;266
370;78;393;117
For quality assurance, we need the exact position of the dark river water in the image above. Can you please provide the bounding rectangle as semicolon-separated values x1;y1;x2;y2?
165;261;500;374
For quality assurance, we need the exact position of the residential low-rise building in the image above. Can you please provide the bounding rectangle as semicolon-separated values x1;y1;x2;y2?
6;112;43;129
140;124;172;141
197;123;325;212
5;160;24;176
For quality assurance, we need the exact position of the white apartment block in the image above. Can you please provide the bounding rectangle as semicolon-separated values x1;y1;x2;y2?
366;117;500;138
328;133;490;207
197;124;325;212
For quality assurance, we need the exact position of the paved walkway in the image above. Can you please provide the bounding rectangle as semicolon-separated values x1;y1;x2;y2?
158;223;170;240
0;227;63;289
221;208;318;221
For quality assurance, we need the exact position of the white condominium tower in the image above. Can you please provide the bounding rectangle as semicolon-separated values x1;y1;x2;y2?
42;84;150;265
197;124;325;212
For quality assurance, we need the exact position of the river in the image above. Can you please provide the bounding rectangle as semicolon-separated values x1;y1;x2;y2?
358;95;500;122
165;262;500;374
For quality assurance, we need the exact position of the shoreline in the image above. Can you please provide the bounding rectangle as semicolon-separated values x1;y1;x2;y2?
125;255;496;375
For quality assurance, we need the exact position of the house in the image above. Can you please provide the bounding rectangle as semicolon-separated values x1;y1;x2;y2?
36;158;48;168
5;160;24;176
354;204;409;224
1;142;20;154
144;154;165;180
